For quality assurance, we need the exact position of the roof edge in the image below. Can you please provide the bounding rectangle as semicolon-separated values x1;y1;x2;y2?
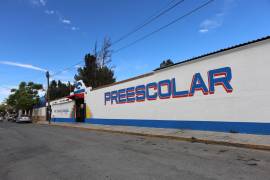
154;35;270;71
91;35;270;91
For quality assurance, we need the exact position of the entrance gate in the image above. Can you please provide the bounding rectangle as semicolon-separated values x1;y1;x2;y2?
67;93;85;123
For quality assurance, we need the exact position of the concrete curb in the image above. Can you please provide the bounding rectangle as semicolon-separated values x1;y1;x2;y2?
39;122;270;151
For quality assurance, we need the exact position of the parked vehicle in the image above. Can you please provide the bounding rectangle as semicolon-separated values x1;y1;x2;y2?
16;115;32;123
7;115;16;122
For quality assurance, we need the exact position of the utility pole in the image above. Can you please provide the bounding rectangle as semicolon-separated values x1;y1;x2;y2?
68;81;71;94
46;71;51;124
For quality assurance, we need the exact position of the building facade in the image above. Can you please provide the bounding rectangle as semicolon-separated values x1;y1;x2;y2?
48;36;270;135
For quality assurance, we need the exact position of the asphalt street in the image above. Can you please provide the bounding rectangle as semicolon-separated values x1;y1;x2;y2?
0;122;270;180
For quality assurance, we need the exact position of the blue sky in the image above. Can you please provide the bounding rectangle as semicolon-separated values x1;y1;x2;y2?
0;0;270;102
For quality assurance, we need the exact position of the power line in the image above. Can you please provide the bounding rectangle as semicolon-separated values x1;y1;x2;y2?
51;0;214;78
113;0;215;54
112;0;184;45
52;0;183;77
52;61;83;77
134;0;177;25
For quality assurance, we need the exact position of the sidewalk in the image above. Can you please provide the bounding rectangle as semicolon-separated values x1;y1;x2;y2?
37;121;270;151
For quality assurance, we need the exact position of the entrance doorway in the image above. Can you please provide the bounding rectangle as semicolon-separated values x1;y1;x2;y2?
75;98;85;123
67;93;85;123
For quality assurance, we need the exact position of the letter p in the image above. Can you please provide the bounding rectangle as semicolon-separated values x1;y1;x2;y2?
104;92;111;105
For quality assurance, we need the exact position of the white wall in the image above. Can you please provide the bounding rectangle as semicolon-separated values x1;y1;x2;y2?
51;98;75;119
85;39;270;123
32;107;46;117
32;107;46;122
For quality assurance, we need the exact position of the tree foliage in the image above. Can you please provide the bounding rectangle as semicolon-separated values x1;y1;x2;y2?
98;37;112;67
160;59;174;68
0;103;7;116
74;38;115;88
74;54;115;88
49;80;74;101
6;82;43;111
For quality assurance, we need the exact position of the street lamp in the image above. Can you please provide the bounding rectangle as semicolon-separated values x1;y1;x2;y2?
46;71;51;124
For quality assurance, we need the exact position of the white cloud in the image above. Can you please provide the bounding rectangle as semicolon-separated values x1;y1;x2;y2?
0;85;16;102
0;87;11;96
74;65;82;68
199;18;222;33
30;0;46;6
198;0;236;33
0;89;9;103
45;10;54;15
31;1;80;31
71;26;79;31
39;0;46;6
0;61;47;72
199;29;209;33
62;19;71;24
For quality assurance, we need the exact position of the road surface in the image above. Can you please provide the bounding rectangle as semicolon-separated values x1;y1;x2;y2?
0;122;270;180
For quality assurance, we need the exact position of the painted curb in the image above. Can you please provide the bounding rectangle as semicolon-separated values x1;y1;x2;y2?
38;122;270;151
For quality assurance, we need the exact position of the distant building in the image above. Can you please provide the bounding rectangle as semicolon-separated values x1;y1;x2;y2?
32;96;46;122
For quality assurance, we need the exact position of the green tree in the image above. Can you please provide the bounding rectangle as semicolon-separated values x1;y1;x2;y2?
48;80;73;101
74;54;115;88
0;103;7;116
160;59;174;68
6;82;43;112
75;38;115;88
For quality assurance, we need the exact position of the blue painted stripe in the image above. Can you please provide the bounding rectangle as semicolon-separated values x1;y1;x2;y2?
84;118;270;135
74;89;85;94
52;118;76;123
